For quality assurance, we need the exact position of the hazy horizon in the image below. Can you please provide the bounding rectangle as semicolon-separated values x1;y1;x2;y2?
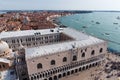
0;0;120;10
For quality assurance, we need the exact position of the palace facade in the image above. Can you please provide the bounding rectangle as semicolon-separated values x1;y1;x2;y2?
0;27;107;80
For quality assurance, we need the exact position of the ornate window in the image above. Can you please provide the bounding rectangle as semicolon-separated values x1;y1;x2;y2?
73;55;77;61
12;40;15;43
32;37;35;41
85;48;87;51
51;60;55;65
31;77;34;80
81;52;85;57
99;48;103;53
63;57;67;62
0;65;1;69
2;64;5;68
37;63;42;69
91;50;95;55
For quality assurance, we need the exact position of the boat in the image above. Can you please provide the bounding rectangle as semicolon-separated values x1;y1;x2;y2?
96;22;100;24
82;26;87;28
105;33;110;36
116;16;120;20
113;22;118;24
60;25;67;28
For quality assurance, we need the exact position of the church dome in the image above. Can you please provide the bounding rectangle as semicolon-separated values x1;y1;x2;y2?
0;40;9;54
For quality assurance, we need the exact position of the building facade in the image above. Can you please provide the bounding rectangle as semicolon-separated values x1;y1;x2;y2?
0;28;73;51
0;40;16;80
26;37;107;80
0;27;107;80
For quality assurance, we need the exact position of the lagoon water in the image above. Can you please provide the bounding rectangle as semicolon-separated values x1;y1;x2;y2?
58;12;120;52
0;12;6;14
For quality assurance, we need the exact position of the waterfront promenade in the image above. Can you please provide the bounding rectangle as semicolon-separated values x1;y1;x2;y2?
61;52;120;80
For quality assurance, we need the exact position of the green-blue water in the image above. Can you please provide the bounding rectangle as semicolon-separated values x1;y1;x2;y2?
58;12;120;53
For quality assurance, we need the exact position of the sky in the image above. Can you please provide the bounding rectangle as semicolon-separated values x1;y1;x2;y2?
0;0;120;10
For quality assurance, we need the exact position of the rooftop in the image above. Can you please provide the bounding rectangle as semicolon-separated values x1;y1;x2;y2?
0;27;89;41
62;28;89;40
0;58;11;64
0;28;60;39
25;28;105;60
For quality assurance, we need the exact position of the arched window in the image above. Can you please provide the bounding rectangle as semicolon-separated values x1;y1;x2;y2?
99;48;103;53
91;50;95;55
63;57;67;62
2;64;5;68
86;65;88;69
72;55;77;61
58;74;62;78
34;76;36;79
85;48;87;51
71;70;74;74
63;73;66;77
75;69;78;73
79;67;81;71
81;52;85;57
0;65;1;69
31;77;34;80
54;75;57;80
37;75;39;79
67;71;70;75
37;63;42;69
49;77;52;80
51;60;55;65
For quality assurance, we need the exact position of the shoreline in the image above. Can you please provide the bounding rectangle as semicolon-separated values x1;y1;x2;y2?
51;13;120;55
0;11;73;31
0;11;120;80
46;13;72;28
0;12;120;54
